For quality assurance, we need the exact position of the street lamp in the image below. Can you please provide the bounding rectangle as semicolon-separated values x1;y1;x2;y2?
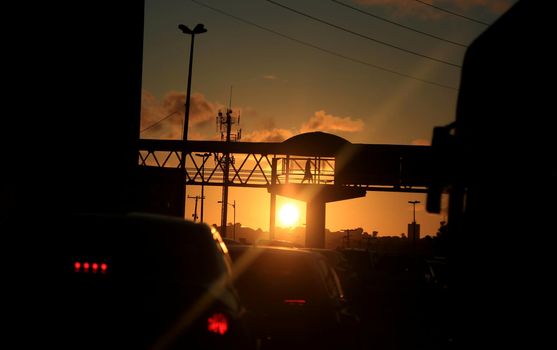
408;200;420;222
408;200;421;244
178;23;207;167
195;152;210;222
218;200;236;240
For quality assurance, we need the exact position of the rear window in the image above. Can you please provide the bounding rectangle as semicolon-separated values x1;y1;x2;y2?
230;249;324;306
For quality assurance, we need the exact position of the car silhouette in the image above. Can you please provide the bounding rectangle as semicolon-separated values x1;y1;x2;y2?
227;245;360;350
18;212;254;350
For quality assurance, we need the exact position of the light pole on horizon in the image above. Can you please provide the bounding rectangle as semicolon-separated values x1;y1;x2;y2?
408;200;420;244
178;23;207;168
195;152;210;222
218;200;236;240
408;200;420;223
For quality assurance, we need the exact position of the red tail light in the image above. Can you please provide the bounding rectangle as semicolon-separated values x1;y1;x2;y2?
73;260;108;274
284;299;307;305
207;313;228;335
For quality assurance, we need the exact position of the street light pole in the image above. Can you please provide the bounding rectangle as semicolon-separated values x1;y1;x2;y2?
408;200;420;223
178;23;207;165
195;153;210;222
178;23;206;220
408;200;421;244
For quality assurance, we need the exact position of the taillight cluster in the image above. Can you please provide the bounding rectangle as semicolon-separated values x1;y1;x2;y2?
73;261;108;274
207;313;228;335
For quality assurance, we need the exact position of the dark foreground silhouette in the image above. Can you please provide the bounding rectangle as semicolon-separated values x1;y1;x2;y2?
427;1;553;348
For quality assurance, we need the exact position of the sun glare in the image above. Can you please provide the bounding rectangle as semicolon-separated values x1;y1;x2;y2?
278;203;300;227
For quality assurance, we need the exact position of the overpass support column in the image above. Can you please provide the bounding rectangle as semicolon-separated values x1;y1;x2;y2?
269;157;278;240
269;193;276;240
268;184;365;249
306;200;326;248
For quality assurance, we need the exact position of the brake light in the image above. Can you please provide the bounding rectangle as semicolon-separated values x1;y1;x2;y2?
284;299;306;305
207;313;228;335
73;260;108;274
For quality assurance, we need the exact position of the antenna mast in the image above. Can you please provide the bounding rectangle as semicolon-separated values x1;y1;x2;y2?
229;85;233;111
217;87;242;237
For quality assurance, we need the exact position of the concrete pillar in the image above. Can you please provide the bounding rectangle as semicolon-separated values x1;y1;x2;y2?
270;192;276;240
306;200;326;248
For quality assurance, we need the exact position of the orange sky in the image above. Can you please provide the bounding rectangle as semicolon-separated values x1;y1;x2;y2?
185;184;444;237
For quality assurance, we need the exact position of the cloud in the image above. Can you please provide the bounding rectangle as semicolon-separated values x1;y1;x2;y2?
161;91;217;126
355;0;513;18
262;74;278;80
300;110;364;133
242;110;364;143
141;90;219;139
241;128;294;142
238;106;259;120
143;92;364;143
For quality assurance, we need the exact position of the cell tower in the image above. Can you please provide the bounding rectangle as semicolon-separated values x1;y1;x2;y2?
217;90;241;238
216;109;242;142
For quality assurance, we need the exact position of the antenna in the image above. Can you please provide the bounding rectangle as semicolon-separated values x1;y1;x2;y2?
217;84;244;239
229;85;233;111
216;85;242;142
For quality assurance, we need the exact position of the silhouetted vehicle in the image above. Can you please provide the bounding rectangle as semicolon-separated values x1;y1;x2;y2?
302;247;360;305
302;247;348;269
227;245;360;350
20;213;254;350
425;1;551;347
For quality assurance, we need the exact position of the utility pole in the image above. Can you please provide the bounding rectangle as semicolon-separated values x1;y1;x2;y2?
218;200;236;240
220;110;232;237
216;104;241;237
187;195;203;222
195;153;210;222
232;199;236;240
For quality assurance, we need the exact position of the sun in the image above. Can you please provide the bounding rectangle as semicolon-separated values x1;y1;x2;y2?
278;203;300;227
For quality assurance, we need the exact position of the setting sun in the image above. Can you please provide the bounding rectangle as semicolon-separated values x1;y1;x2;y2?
278;203;300;227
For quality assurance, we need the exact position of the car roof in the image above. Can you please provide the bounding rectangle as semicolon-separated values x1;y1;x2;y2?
34;212;231;285
228;244;315;256
254;239;302;248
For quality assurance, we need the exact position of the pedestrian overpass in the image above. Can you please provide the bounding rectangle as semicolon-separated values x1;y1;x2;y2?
137;132;431;248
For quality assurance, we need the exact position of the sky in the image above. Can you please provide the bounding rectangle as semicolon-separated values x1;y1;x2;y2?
140;0;516;237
